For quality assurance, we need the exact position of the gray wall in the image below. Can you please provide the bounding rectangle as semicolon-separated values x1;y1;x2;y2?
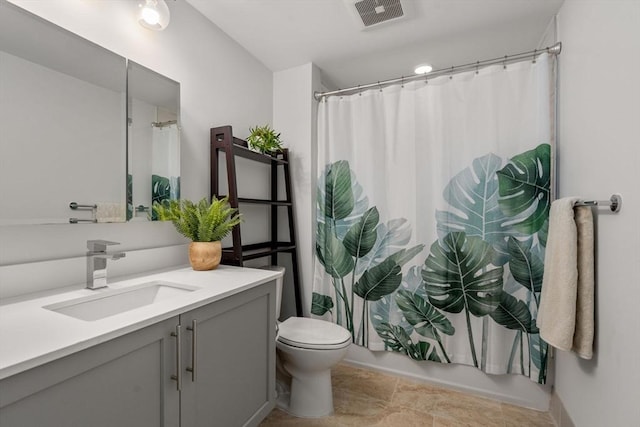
554;1;640;425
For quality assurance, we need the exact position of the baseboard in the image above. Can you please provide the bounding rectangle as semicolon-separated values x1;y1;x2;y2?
342;352;550;411
549;390;576;427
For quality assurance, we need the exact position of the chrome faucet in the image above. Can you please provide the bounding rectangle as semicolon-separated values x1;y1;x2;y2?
86;240;126;290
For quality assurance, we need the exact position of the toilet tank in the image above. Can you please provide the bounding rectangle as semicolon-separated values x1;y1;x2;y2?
258;265;285;319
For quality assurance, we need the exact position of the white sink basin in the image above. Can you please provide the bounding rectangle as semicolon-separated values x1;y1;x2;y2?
44;281;200;321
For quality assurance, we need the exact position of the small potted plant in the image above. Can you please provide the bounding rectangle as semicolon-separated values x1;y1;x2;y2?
246;124;283;154
153;197;241;271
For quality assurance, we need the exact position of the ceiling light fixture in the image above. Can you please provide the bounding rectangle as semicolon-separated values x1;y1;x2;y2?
414;64;433;75
138;0;170;31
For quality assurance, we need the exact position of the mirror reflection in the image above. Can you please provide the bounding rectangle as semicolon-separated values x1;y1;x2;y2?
0;2;181;225
0;2;127;225
127;61;180;221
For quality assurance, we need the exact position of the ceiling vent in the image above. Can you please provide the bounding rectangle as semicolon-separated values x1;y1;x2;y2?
344;0;409;29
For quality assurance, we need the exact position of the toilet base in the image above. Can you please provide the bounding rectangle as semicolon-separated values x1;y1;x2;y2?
276;369;334;418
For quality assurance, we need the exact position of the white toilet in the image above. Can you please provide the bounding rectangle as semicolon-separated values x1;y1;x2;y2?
261;266;351;418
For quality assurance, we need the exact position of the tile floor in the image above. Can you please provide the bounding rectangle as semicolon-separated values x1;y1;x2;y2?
260;364;554;427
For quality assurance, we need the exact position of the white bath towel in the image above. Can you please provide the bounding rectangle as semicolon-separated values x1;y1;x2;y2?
537;197;594;359
95;202;126;223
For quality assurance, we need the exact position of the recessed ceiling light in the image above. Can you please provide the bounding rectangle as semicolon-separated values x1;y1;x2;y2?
414;64;433;75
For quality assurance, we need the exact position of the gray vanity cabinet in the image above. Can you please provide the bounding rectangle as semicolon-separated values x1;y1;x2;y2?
180;282;277;427
0;281;276;427
0;317;181;427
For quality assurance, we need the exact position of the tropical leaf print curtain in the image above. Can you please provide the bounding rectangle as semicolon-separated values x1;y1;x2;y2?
313;54;555;383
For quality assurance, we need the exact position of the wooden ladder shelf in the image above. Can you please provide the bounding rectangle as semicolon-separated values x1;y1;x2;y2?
210;125;303;316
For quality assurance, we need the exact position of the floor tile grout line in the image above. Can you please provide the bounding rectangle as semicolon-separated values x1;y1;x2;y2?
388;375;400;405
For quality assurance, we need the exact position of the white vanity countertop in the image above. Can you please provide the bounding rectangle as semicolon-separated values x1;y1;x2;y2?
0;265;282;380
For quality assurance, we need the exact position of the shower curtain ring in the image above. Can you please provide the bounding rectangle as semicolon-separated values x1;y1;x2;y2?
475;61;479;74
401;76;404;88
378;81;382;92
449;66;454;79
503;55;508;70
533;49;537;64
358;85;362;96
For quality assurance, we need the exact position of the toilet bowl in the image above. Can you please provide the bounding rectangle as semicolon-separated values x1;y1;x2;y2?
259;266;351;418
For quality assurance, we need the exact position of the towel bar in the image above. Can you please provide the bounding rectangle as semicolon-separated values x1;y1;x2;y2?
69;218;98;224
574;194;622;213
69;202;97;210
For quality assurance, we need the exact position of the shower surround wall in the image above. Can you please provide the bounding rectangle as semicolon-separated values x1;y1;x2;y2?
0;1;272;280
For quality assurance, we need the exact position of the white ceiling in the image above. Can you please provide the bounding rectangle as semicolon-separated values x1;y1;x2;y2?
185;0;564;90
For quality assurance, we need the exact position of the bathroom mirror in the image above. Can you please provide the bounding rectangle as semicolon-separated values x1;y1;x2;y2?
0;1;181;225
127;62;180;221
0;1;127;225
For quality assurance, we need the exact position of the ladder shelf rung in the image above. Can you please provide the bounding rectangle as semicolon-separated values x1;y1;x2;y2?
222;244;297;261
216;143;288;165
215;196;292;206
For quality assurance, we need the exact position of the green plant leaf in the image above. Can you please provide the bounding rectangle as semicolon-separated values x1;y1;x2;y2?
247;124;282;153
322;231;355;278
343;207;379;258
355;218;413;276
412;341;442;362
395;290;455;339
436;153;519;264
374;323;438;361
317;166;369;240
374;322;414;354
324;160;355;220
315;221;327;268
424;342;442;362
538;218;549;248
422;232;504;316
489;292;538;333
370;266;423;335
507;237;544;293
152;174;172;205
151;197;240;242
497;144;551;234
353;257;402;301
530;333;548;371
388;245;425;267
311;292;334;316
126;173;133;221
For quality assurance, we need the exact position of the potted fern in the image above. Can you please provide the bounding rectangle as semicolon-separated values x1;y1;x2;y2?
152;197;241;271
246;124;283;154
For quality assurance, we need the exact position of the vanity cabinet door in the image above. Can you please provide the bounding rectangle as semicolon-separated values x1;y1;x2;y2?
180;281;276;427
0;317;180;427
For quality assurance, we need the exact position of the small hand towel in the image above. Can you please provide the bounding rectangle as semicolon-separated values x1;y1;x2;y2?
571;205;595;359
537;197;594;359
95;202;126;223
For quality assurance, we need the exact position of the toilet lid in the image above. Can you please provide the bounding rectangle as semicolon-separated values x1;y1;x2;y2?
277;317;351;350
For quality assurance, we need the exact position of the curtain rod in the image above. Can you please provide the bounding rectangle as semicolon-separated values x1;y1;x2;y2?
314;42;562;101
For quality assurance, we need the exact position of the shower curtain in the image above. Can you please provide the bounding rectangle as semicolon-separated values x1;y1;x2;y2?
152;123;180;207
313;54;554;383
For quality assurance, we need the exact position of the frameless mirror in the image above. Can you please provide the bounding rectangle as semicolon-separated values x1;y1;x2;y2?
0;1;127;225
127;61;180;221
0;1;180;225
